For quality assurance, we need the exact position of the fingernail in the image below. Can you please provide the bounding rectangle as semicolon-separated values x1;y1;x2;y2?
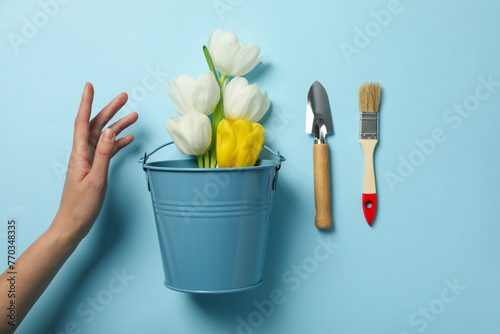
102;128;114;142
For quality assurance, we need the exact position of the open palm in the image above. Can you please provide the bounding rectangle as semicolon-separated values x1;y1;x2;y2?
55;83;139;239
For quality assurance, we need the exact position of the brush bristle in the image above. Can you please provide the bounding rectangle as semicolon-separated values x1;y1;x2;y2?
359;83;381;112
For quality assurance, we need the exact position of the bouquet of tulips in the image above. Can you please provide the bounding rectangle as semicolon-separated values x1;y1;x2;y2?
166;29;270;168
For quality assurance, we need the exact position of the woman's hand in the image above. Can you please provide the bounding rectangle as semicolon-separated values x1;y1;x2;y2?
53;83;138;242
0;83;139;334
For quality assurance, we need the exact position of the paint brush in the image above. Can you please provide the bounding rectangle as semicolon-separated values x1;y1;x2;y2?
359;82;381;226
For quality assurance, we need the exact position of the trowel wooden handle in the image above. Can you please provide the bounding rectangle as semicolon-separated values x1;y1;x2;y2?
313;143;332;229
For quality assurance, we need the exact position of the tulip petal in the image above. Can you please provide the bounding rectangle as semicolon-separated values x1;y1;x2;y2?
233;43;262;76
232;119;252;145
167;74;196;115
223;77;269;122
216;118;237;168
189;113;212;155
235;123;265;167
216;118;265;168
209;30;238;76
206;29;264;77
167;72;220;116
252;91;270;123
166;113;212;156
166;116;191;155
192;72;220;115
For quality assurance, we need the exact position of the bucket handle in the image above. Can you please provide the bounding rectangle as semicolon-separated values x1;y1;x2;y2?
138;141;285;169
138;141;175;165
262;145;285;190
138;142;285;192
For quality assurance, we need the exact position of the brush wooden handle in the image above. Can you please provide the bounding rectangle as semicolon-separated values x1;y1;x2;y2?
313;143;332;229
359;139;378;225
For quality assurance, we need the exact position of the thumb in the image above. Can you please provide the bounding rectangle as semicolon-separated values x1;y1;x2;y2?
91;128;115;182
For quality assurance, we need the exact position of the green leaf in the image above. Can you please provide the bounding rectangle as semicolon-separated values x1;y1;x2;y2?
209;75;228;168
203;46;219;85
210;98;223;168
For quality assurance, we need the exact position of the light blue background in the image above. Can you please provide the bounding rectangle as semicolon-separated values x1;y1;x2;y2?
1;0;499;333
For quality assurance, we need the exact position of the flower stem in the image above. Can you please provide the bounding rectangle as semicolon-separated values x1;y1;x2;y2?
197;155;203;168
209;100;222;168
203;46;229;168
220;74;227;87
204;150;209;168
209;75;227;168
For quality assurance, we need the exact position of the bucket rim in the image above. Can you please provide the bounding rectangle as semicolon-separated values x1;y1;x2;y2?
142;158;280;172
139;141;285;172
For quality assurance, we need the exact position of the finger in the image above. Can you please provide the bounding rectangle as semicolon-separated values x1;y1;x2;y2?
89;128;115;184
112;135;135;157
108;112;139;137
89;93;128;144
73;83;94;150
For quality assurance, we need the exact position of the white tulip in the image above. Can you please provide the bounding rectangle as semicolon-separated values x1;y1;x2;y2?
167;72;220;115
223;77;270;123
166;113;212;156
206;29;265;77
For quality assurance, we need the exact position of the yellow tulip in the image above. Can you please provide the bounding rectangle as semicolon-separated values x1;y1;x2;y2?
217;118;265;168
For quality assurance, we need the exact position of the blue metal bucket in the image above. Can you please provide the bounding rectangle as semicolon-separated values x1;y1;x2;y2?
139;142;285;293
